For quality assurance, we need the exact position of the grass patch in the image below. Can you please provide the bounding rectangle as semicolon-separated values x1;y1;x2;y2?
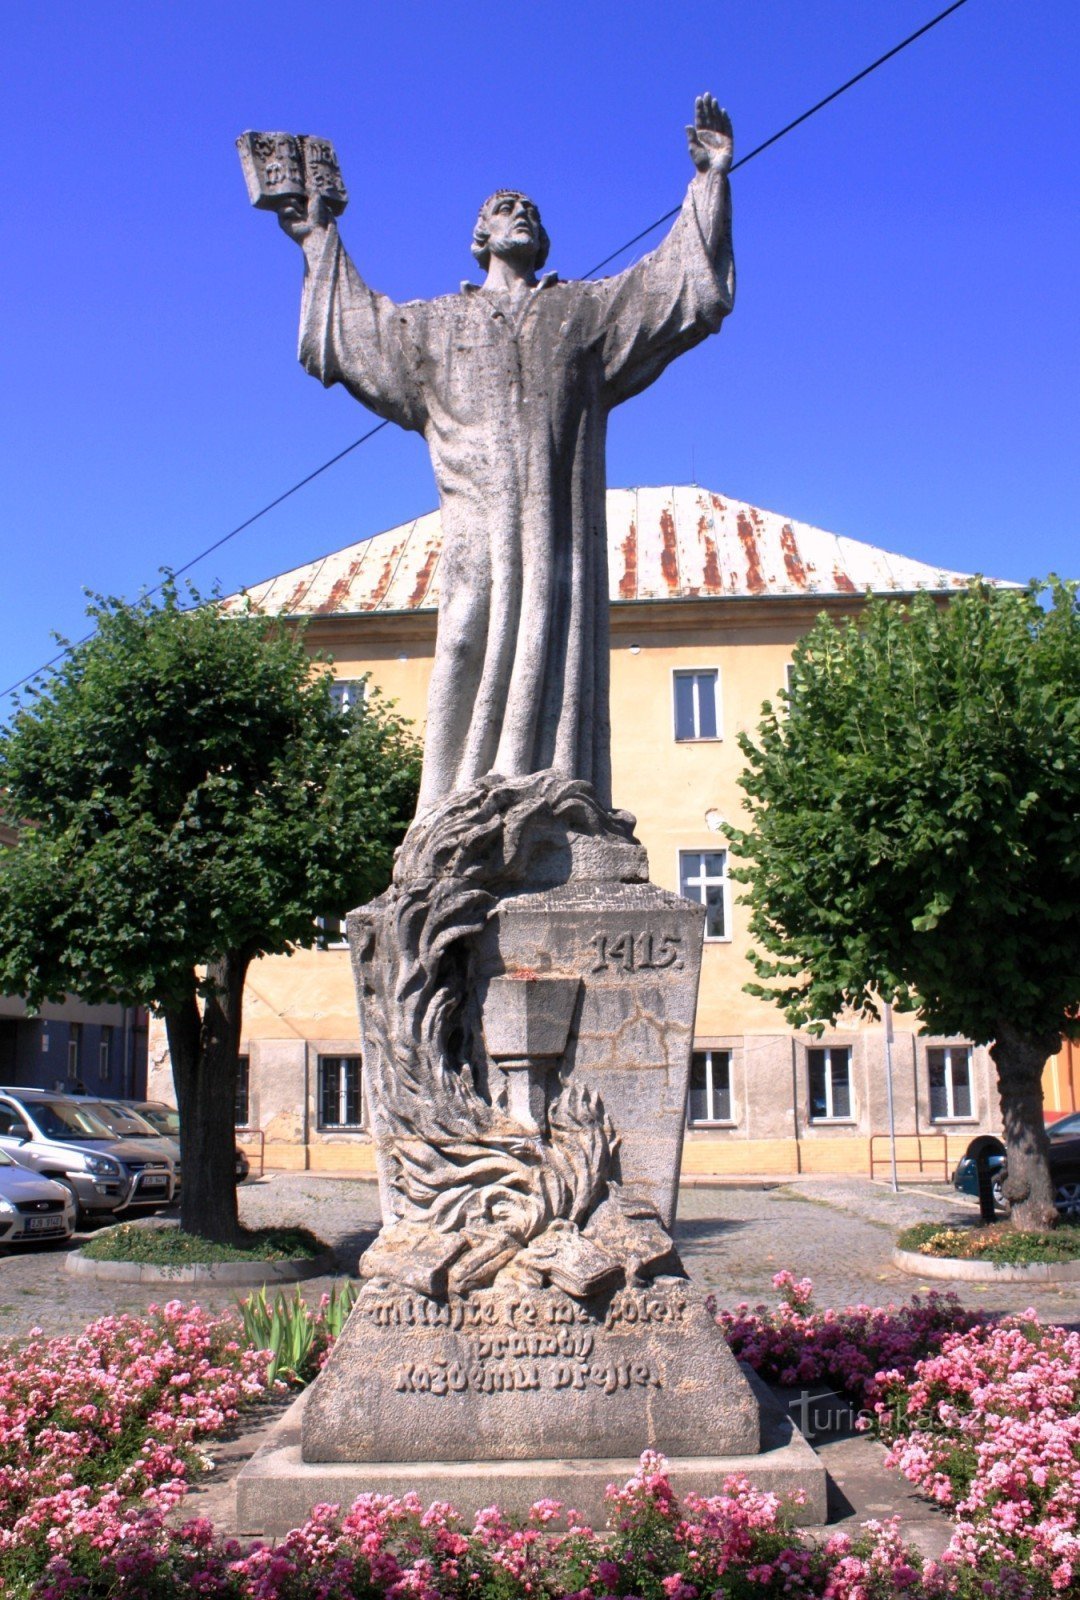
81;1221;324;1265
898;1219;1080;1264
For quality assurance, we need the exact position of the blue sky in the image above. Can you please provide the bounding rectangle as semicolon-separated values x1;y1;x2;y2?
2;0;1077;700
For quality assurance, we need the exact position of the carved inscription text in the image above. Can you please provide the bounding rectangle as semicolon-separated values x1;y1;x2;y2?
360;1286;690;1400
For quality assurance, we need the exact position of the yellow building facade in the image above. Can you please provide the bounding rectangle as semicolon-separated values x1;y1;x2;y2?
147;485;1079;1176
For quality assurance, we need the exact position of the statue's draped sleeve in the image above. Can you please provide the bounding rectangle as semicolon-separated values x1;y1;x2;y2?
298;224;427;433
594;166;734;406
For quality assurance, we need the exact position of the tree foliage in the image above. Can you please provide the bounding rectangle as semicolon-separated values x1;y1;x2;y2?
0;582;419;1009
0;581;421;1238
730;581;1080;1045
730;581;1080;1231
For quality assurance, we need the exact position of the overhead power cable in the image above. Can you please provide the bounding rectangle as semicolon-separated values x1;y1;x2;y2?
3;0;971;703
583;0;971;278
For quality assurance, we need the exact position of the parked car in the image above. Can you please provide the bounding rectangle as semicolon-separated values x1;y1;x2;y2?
118;1099;251;1184
0;1089;175;1227
1047;1112;1080;1141
0;1147;76;1246
962;1134;1080;1221
74;1098;182;1192
952;1136;1006;1209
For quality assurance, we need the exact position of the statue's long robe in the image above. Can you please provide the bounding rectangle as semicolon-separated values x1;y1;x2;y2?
299;167;733;812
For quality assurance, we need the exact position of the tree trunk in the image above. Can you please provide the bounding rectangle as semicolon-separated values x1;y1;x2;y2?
990;1021;1060;1232
165;952;250;1244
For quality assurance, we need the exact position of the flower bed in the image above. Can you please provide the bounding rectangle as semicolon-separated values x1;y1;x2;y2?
897;1220;1080;1265
3;1276;1079;1598
80;1222;325;1265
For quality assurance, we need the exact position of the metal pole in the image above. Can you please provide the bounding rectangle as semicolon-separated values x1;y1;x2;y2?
883;1002;899;1192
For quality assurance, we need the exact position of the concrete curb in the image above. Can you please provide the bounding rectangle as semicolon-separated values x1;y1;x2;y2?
65;1249;336;1286
893;1246;1080;1283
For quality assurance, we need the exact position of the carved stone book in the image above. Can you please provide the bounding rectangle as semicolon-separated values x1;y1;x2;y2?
236;131;348;214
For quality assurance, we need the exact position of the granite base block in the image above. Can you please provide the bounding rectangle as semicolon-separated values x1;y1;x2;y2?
302;1280;760;1462
236;1374;828;1536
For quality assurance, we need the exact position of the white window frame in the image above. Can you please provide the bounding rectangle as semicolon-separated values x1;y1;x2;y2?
67;1023;81;1083
687;1049;734;1126
99;1027;112;1084
672;667;721;742
927;1045;975;1122
807;1046;854;1123
318;1055;364;1131
315;914;350;951
328;679;366;714
678;849;731;942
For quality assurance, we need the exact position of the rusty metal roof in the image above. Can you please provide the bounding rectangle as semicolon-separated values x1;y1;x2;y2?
229;486;982;617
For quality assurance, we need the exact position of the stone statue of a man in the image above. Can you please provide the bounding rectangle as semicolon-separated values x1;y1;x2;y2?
278;96;734;815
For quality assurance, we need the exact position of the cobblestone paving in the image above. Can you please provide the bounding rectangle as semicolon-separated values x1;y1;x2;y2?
2;1172;1078;1344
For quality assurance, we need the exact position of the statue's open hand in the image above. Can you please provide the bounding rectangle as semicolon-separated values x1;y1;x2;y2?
276;191;332;243
686;94;733;174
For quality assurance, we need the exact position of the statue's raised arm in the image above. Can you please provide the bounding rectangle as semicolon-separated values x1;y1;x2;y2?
593;94;734;408
278;189;428;434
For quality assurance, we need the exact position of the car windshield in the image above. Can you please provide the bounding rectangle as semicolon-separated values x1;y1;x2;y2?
0;1149;14;1167
29;1101;116;1140
137;1105;180;1136
1049;1113;1080;1139
85;1102;160;1138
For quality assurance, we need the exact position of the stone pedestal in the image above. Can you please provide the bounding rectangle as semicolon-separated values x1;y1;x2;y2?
302;1278;757;1463
238;773;804;1529
237;1368;828;1536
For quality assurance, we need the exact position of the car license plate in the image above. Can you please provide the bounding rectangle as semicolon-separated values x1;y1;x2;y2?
140;1174;168;1188
27;1215;59;1231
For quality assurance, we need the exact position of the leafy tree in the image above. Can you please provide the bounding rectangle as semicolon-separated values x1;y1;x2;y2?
0;583;420;1242
730;580;1080;1231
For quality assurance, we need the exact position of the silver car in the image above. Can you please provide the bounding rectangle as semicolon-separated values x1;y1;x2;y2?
0;1147;75;1245
74;1098;182;1193
0;1090;175;1227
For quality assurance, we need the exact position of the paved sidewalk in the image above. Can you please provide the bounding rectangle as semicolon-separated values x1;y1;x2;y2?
3;1171;1077;1343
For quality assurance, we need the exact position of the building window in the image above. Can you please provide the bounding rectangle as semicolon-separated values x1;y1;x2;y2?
99;1027;112;1083
235;1054;250;1127
673;669;719;741
315;914;350;951
319;1055;363;1130
329;679;365;714
808;1047;853;1121
679;850;728;940
688;1050;733;1125
67;1023;82;1083
928;1046;973;1121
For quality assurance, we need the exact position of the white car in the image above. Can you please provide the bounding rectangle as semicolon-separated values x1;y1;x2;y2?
0;1147;75;1245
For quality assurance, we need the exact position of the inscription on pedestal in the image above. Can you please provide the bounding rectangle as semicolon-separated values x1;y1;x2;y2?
302;1280;759;1464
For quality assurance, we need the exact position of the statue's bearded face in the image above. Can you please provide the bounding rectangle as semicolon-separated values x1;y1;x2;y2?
472;191;550;273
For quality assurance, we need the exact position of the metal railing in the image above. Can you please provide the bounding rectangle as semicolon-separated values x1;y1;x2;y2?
869;1133;950;1183
235;1126;265;1179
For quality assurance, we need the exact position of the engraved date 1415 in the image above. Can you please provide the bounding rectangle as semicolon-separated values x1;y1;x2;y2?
590;932;683;973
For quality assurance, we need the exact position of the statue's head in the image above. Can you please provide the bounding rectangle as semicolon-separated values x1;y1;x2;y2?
471;190;550;274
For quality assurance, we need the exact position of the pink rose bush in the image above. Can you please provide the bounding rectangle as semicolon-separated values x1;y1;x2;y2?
0;1300;275;1592
717;1270;981;1410
727;1273;1080;1598
3;1277;1080;1598
21;1454;929;1600
875;1317;1080;1595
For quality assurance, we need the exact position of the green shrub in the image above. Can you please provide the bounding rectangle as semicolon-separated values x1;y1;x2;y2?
81;1221;324;1265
